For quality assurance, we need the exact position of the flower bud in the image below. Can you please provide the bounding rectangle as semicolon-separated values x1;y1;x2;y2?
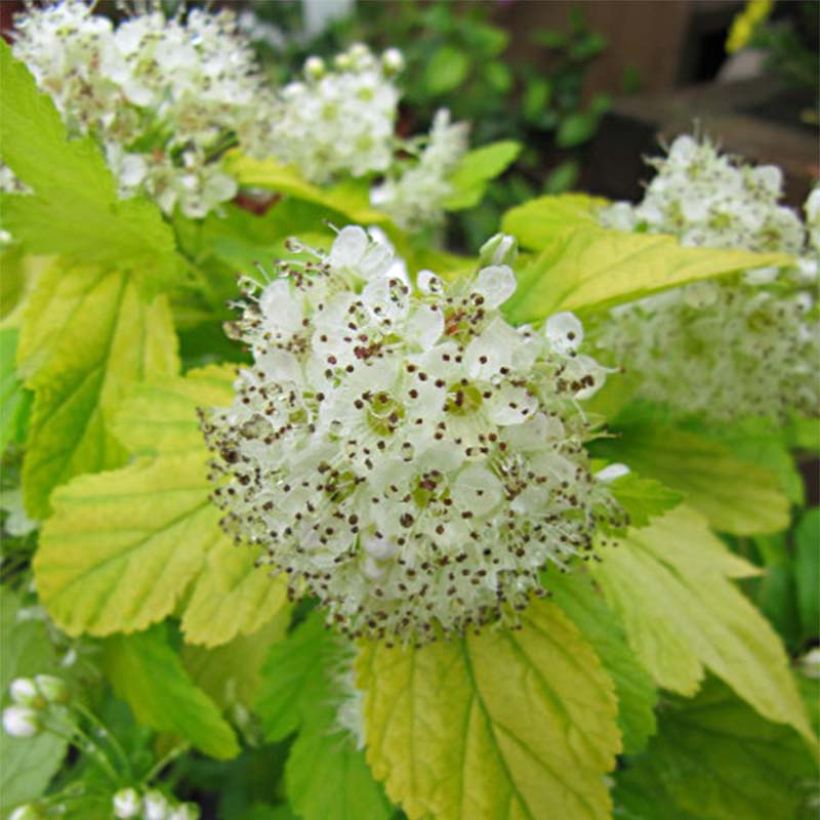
167;804;200;820
34;674;69;704
3;705;41;738
9;678;44;709
113;788;142;819
9;805;45;820
382;48;404;75
304;55;325;81
479;233;518;268
143;790;170;820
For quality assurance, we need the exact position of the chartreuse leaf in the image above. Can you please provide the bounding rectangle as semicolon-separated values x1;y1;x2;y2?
547;572;658;754
1;587;67;811
34;451;223;637
0;328;31;452
35;366;287;645
596;422;790;536
20;265;179;517
606;472;683;529
501;193;607;249
795;509;820;642
592;505;813;741
501;219;790;323
224;151;388;226
0;41;179;293
357;598;621;819
255;614;392;820
442;141;521;211
614;678;818;820
102;623;240;759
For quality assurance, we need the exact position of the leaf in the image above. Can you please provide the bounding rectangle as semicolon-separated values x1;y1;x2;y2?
34;452;221;637
20;266;179;517
596;422;790;535
110;364;235;457
424;46;470;96
0;42;180;294
224;152;388;226
795;509;820;642
0;328;30;451
614;678;818;820
357;598;621;819
591;505;813;741
502;223;791;323
442;141;522;211
102;623;240;759
501;193;607;249
556;111;600;148
0;587;67;811
547;572;658;754
607;472;683;529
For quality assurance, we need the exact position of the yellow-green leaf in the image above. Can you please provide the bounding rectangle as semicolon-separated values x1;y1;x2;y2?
20;265;179;517
0;41;180;294
442;141;521;211
102;623;240;759
597;423;790;535
503;225;791;323
34;452;221;637
357;598;620;819
591;505;813;741
501;193;607;248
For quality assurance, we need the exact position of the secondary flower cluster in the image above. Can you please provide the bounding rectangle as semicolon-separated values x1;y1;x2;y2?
596;136;819;422
202;228;625;643
113;788;198;820
13;0;273;218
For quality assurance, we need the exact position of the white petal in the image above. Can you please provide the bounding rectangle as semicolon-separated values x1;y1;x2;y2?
473;265;516;308
545;312;583;354
329;225;368;270
404;305;444;350
452;464;504;510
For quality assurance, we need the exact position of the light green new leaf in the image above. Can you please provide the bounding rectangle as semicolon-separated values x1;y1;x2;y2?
503;224;790;323
597;423;790;535
34;452;222;637
224;152;388;225
0;328;30;452
501;193;607;249
547;572;658;754
20;265;179;517
442;141;521;211
607;471;683;529
795;509;820;642
102;623;240;759
614;678;818;820
592;505;812;741
357;598;621;819
0;588;67;812
0;42;180;293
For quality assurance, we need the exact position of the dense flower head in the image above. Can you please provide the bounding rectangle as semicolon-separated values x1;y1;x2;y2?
269;44;401;184
595;136;819;422
202;227;625;643
371;109;469;231
13;0;273;217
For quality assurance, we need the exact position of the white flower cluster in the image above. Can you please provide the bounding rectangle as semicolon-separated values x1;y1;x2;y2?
113;788;198;820
202;227;624;643
596;136;819;422
371;109;469;231
13;0;273;217
269;44;401;184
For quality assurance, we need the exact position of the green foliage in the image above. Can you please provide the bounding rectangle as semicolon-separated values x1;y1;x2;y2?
592;505;813;741
614;678;818;820
606;472;683;529
0;329;30;452
795;509;820;643
0;587;67;811
0;42;180;295
442;141;521;211
102;623;240;759
357;598;621;819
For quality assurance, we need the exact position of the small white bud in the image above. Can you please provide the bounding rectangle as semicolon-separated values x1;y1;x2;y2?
35;674;69;704
167;804;200;820
381;47;404;74
113;788;142;819
143;790;170;820
334;52;353;71
479;233;518;268
3;705;41;737
304;55;325;80
9;805;45;820
799;647;820;680
595;463;630;483
9;678;43;709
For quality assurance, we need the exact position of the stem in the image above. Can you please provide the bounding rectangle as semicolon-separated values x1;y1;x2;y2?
71;701;133;779
144;742;189;784
44;720;122;786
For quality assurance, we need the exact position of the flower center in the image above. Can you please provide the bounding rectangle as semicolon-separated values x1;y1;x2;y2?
444;382;483;416
366;391;405;436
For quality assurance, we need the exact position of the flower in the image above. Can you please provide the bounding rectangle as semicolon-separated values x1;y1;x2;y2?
2;705;41;737
9;806;45;820
269;44;400;184
12;1;273;218
371;109;469;230
143;790;170;820
113;788;142;819
9;678;43;709
202;227;624;643
595;136;819;422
